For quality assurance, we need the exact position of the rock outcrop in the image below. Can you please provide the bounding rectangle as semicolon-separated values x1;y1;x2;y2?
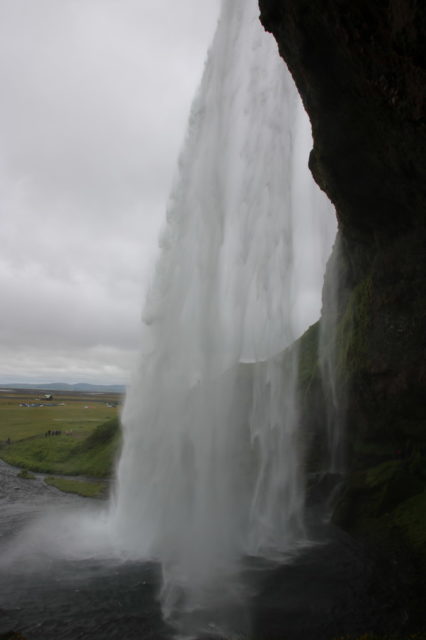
258;0;426;627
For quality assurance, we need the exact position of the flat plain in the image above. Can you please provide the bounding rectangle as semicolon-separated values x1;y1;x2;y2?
0;388;122;489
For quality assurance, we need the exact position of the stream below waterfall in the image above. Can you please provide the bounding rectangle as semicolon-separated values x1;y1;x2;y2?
0;460;405;640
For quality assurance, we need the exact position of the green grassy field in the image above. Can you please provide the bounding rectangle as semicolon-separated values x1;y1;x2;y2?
0;390;119;443
0;389;122;489
44;476;107;498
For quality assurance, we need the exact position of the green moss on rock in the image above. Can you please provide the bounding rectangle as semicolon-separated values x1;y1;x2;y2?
296;321;321;388
391;491;426;566
335;274;373;377
334;455;426;571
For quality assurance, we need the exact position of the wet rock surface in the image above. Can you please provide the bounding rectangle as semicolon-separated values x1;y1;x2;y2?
258;0;426;632
252;526;411;640
259;0;426;239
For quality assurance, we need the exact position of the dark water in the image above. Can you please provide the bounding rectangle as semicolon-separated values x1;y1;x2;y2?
0;462;173;639
0;461;410;640
1;560;171;640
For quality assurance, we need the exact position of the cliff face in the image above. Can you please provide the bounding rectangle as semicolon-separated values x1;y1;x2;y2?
258;0;426;580
259;0;425;240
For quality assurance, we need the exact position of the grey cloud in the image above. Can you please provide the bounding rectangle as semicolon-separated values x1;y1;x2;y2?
0;344;137;386
0;0;220;384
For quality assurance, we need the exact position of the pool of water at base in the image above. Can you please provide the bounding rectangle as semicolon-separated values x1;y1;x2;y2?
1;460;399;640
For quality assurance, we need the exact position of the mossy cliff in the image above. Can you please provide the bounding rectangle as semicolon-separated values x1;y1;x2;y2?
258;0;426;621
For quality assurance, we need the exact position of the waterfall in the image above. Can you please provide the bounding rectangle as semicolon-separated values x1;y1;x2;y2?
110;0;336;617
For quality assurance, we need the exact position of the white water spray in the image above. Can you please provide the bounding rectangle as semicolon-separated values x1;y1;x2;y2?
111;0;336;614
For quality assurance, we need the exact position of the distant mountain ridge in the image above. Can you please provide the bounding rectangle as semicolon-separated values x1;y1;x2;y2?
2;382;126;393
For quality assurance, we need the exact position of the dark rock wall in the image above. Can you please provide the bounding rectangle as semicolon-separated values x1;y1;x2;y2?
258;0;426;596
259;0;425;241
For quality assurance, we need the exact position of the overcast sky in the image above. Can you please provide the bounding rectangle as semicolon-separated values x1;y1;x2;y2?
0;0;221;386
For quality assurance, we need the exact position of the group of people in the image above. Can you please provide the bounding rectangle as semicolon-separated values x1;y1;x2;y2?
44;429;62;437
